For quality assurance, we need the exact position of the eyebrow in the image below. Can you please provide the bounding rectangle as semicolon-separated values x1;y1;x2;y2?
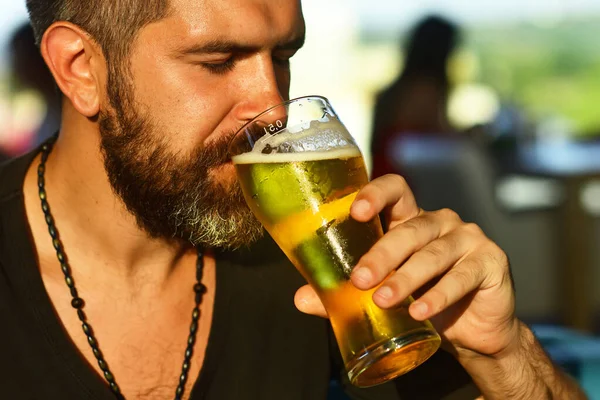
175;35;306;56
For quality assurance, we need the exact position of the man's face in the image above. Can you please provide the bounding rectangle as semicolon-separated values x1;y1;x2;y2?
98;0;305;249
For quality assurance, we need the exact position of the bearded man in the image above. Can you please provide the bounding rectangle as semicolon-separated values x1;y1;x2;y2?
0;0;587;399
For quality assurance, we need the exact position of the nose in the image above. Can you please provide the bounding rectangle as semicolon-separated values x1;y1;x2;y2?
233;54;287;125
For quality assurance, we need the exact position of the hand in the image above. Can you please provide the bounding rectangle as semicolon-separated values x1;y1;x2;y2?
294;174;520;358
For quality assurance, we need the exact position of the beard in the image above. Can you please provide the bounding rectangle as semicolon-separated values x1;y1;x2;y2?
97;72;264;250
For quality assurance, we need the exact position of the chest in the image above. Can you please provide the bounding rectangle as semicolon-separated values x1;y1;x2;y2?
40;268;215;400
1;246;341;400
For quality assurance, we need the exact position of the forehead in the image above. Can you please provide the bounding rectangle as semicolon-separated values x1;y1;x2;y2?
162;0;304;45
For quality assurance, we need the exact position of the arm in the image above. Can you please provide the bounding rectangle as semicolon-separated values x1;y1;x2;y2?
459;321;587;400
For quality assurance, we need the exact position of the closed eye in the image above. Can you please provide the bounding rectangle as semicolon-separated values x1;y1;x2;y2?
201;58;236;75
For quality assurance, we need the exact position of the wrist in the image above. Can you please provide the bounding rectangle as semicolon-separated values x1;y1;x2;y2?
454;322;547;400
451;321;586;400
455;318;525;363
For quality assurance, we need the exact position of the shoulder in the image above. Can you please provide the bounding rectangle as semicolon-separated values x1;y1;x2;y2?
0;150;38;202
0;150;39;255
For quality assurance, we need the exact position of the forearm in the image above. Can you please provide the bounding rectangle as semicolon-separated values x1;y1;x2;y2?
457;321;587;400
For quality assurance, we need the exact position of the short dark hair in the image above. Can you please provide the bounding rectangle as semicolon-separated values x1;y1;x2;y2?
26;0;170;64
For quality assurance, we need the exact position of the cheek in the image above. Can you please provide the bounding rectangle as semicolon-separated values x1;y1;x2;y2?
129;55;236;152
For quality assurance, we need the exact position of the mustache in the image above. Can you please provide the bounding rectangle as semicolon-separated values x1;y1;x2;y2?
202;122;267;167
223;122;270;160
199;128;240;167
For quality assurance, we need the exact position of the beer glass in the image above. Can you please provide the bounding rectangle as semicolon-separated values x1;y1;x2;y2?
228;96;440;387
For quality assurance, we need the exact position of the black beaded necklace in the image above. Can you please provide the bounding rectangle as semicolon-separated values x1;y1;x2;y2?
37;138;207;400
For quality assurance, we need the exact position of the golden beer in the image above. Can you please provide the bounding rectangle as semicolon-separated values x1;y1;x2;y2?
232;147;441;387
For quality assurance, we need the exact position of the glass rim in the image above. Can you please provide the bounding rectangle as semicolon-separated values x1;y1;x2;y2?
232;94;330;139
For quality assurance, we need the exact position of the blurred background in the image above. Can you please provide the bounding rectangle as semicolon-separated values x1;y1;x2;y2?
2;0;600;396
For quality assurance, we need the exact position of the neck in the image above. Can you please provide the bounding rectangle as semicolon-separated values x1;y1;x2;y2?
24;108;195;291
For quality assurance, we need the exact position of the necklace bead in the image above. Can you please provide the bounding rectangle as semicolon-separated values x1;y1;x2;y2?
71;297;84;309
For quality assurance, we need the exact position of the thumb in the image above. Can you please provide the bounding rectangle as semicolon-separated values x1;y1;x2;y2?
294;285;329;318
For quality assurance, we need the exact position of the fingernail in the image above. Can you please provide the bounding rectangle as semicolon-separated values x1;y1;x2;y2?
353;267;372;286
352;200;370;215
375;286;393;301
411;301;429;318
298;296;309;305
296;297;309;312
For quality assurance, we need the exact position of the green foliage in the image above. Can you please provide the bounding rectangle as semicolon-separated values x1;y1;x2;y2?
467;18;600;136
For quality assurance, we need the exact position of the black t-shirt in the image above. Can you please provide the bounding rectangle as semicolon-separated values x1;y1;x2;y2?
0;150;479;399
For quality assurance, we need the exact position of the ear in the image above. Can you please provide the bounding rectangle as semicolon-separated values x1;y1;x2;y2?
40;22;103;118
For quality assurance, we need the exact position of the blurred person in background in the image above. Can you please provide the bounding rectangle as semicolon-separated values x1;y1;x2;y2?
3;22;60;156
370;15;460;179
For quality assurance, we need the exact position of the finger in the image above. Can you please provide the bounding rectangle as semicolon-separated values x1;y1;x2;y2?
350;174;419;226
370;226;479;308
408;256;487;321
351;208;463;290
294;285;328;318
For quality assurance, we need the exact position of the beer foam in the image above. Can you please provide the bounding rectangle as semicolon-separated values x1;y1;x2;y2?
249;116;355;155
232;147;362;164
